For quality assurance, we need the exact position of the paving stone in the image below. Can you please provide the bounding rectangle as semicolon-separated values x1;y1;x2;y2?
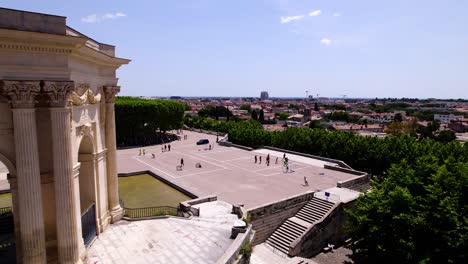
84;201;237;264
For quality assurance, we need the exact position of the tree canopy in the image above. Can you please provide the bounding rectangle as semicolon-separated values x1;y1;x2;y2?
115;97;185;146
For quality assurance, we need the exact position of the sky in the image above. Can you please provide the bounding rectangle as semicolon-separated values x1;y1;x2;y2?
1;0;468;99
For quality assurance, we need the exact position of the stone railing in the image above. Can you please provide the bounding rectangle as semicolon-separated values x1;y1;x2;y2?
179;195;218;217
216;225;253;264
336;173;370;189
262;146;353;169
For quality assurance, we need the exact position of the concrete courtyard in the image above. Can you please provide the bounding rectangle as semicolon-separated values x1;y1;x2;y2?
117;130;356;209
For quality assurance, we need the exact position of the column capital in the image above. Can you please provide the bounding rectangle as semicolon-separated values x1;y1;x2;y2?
0;80;41;109
103;86;120;103
43;81;75;108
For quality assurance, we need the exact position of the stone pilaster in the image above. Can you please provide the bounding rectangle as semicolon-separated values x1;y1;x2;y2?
2;80;47;263
44;81;82;264
103;86;123;222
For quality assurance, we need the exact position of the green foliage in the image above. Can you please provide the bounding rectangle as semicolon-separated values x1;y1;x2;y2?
347;157;468;263
186;117;468;176
326;111;353;122
259;109;265;122
251;110;258;120
115;97;185;146
309;120;323;129
198;105;231;120
276;112;290;120
240;104;251;112
240;240;252;257
436;130;456;143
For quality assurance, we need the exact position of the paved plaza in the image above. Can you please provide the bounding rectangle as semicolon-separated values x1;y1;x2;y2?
117;130;357;209
85;201;238;264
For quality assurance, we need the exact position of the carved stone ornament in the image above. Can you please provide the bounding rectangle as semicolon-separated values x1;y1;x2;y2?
0;80;41;108
43;81;75;108
103;86;120;103
70;84;102;106
80;123;92;137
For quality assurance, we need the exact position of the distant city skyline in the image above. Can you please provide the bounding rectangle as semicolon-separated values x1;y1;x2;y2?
1;0;468;99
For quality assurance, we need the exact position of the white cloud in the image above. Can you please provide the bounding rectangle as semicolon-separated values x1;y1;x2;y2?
81;14;98;23
81;12;127;23
333;12;341;17
309;10;322;17
280;15;305;24
321;38;332;46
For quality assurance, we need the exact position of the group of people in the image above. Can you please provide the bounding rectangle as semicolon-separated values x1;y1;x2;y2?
254;153;288;168
161;144;171;152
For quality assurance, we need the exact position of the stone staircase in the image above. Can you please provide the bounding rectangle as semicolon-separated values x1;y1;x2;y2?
265;197;335;255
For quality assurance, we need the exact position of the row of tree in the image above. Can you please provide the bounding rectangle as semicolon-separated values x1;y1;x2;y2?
115;97;185;146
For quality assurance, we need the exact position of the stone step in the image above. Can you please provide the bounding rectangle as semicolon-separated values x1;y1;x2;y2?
300;206;326;217
306;201;332;211
266;238;290;255
275;225;302;239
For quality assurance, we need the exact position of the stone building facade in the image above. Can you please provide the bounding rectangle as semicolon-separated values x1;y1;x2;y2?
0;8;129;263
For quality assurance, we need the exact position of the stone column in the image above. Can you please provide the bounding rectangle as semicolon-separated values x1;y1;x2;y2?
103;86;123;222
44;81;82;264
2;80;47;263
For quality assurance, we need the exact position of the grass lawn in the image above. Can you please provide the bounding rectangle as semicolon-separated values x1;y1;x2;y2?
0;193;12;208
118;174;191;208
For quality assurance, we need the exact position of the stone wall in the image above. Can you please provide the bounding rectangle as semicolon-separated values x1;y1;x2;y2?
247;191;315;245
336;173;370;189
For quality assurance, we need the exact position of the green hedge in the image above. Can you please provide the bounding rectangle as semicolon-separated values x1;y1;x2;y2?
115;97;185;146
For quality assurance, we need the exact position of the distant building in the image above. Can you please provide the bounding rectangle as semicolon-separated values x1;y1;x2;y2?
434;114;464;124
260;91;269;100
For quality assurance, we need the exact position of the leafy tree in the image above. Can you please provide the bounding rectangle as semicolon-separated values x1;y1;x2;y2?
198;105;231;120
251;110;258;120
394;112;403;122
115;97;185;146
347;157;468;263
385;121;403;136
259;109;265;123
240;104;251;112
276;112;289;120
309;120;323;129
314;102;319;111
436;130;456;143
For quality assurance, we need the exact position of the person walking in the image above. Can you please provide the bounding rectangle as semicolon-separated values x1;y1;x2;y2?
266;154;270;166
164;145;167;151
181;158;184;167
209;144;212;151
283;153;286;160
275;157;278;164
259;156;262;164
139;149;142;156
168;144;171;151
304;177;309;186
143;149;146;155
152;153;155;159
254;155;257;163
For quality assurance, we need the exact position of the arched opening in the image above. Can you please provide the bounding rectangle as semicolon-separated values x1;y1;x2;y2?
77;136;97;247
0;159;15;263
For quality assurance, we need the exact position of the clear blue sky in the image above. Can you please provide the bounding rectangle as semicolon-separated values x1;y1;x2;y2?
2;0;468;98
